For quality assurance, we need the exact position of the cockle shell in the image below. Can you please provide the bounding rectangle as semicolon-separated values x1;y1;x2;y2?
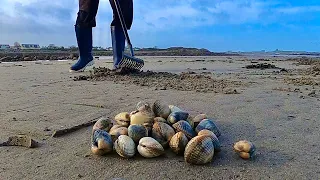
172;120;196;139
151;122;175;148
128;124;148;143
195;119;221;137
186;115;194;129
184;135;215;165
109;124;125;133
154;117;168;124
167;111;189;125
233;140;256;159
137;137;165;158
152;100;171;119
109;127;128;142
192;114;208;128
136;101;155;118
115;112;130;127
91;129;113;155
114;135;136;158
130;110;154;126
168;105;184;112
169;132;189;155
198;129;221;152
92;117;113;133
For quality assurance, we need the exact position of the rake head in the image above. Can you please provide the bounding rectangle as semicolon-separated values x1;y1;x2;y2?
118;54;144;71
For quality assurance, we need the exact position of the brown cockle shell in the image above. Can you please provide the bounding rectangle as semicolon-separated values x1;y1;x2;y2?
151;122;175;148
184;135;215;165
169;132;189;155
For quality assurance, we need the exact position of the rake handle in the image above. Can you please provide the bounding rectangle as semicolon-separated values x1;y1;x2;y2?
113;0;134;56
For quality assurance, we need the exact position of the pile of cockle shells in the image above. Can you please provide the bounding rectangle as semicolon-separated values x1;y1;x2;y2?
90;100;255;165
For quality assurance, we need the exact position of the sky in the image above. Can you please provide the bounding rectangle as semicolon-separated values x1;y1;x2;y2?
0;0;320;52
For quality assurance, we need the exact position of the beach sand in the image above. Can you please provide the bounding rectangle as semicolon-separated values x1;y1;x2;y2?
0;56;319;180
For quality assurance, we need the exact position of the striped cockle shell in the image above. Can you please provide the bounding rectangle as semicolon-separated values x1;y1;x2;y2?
233;140;256;159
172;120;196;139
167;111;189;125
195;119;221;137
137;137;165;158
91;129;113;155
92;117;113;133
154;117;168;124
169;132;188;155
128;124;148;143
151;122;175;148
130;110;154;126
136;101;155;118
114;135;136;158
198;129;221;152
152;100;171;119
115;112;130;127
184;135;215;165
109;127;128;142
192;114;208;128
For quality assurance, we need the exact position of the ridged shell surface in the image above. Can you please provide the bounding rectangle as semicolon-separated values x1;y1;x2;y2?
128;124;148;143
92;117;113;133
91;129;113;155
130;111;154;126
154;117;167;124
115;112;130;127
151;122;175;148
137;137;165;158
169;132;188;155
192;114;208;128
198;129;221;152
114;135;136;158
172;120;196;139
184;135;215;165
152;100;171;119
167;111;189;125
109;127;128;142
136;101;155;118
195;119;221;137
233;140;256;159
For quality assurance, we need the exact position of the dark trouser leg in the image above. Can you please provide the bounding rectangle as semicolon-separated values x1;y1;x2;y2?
70;0;99;72
108;0;133;69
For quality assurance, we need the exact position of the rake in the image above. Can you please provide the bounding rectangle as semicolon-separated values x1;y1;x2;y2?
113;0;144;71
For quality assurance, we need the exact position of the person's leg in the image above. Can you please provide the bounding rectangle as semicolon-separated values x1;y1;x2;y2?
108;0;133;69
70;0;100;72
110;24;125;69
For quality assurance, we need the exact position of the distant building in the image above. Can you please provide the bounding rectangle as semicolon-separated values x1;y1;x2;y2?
0;44;10;49
21;44;40;49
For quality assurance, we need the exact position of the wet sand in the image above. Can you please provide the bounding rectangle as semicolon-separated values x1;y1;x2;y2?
0;56;319;180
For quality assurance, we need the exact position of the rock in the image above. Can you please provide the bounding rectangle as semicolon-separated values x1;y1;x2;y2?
0;56;11;62
308;90;317;97
245;63;279;69
2;135;38;148
24;57;31;61
224;88;239;94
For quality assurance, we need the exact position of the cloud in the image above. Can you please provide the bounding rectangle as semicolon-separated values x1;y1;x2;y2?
276;6;320;14
0;0;320;49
